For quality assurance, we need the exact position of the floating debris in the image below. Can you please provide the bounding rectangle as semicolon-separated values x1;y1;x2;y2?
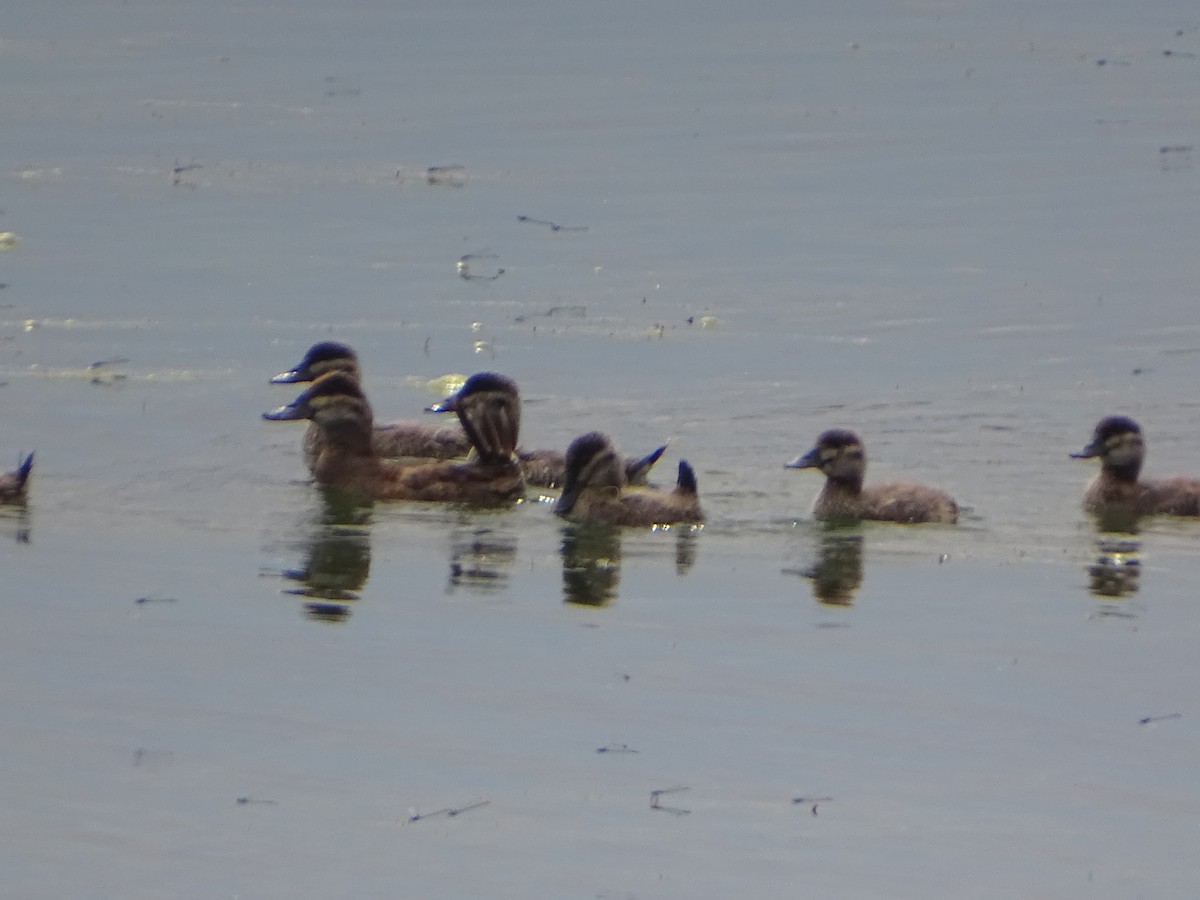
172;163;203;187
132;748;175;767
457;251;504;282
516;215;588;233
596;744;639;754
426;165;466;186
0;232;21;250
236;796;279;806
1138;712;1182;726
793;795;833;815
134;595;178;604
408;799;490;822
649;786;690;815
90;357;130;370
514;305;587;323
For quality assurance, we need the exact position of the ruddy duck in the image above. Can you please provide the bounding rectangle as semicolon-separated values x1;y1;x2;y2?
264;371;524;505
1071;415;1200;517
0;452;33;504
554;432;703;527
270;341;471;464
787;429;957;524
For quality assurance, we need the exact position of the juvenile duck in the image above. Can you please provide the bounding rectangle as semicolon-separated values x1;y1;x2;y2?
1071;415;1200;517
0;452;33;504
787;429;957;524
270;341;471;464
263;371;524;505
554;432;704;527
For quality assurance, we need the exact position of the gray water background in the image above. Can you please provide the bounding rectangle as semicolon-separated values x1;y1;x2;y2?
2;1;1199;897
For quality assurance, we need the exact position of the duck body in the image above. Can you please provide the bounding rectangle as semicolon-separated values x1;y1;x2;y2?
0;452;33;504
265;371;524;506
788;429;957;525
554;432;703;527
1072;415;1200;517
272;341;470;468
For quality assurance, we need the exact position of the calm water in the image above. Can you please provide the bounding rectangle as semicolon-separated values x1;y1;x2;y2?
3;1;1199;897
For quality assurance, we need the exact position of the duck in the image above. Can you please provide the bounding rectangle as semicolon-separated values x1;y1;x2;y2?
0;452;33;504
1071;415;1200;517
263;371;524;505
787;429;957;524
554;431;704;527
273;341;666;488
270;341;471;465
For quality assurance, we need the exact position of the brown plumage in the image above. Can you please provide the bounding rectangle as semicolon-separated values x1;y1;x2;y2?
270;341;470;465
554;432;703;527
787;429;957;525
516;444;667;490
264;371;524;505
1071;415;1200;518
271;341;665;488
0;452;33;504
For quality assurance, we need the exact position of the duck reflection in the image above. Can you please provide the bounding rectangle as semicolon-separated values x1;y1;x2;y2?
561;522;623;607
673;527;699;575
786;527;864;606
1086;534;1141;600
280;491;373;622
0;506;31;545
447;522;518;594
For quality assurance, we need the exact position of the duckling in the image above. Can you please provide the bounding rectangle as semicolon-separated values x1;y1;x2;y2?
554;432;704;527
270;341;471;464
1071;415;1200;517
423;381;666;490
0;452;33;504
787;429;957;524
263;371;524;505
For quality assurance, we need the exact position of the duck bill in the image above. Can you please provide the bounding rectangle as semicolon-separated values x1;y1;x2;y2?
785;447;821;469
269;367;307;384
425;395;457;414
262;401;308;421
1069;440;1101;460
555;485;580;517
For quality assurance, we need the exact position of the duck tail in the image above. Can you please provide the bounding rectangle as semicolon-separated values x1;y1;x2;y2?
16;451;33;486
675;459;699;495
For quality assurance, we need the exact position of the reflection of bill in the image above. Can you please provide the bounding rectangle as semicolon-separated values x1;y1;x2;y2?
561;523;623;607
447;525;517;594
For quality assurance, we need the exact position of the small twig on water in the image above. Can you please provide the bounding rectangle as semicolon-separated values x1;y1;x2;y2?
649;786;690;815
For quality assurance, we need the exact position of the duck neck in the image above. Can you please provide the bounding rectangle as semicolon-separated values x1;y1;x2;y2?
1102;458;1141;484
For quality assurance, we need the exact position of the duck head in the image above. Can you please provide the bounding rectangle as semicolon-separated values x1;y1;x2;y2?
428;372;520;464
556;432;625;517
787;429;866;489
270;341;360;384
1071;415;1144;481
263;372;374;448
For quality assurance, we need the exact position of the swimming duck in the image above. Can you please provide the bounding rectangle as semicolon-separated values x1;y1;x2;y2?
554;432;704;527
270;341;471;465
273;341;665;488
1071;415;1200;517
263;371;524;505
787;429;957;524
0;452;33;504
